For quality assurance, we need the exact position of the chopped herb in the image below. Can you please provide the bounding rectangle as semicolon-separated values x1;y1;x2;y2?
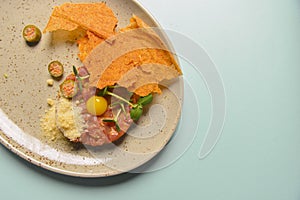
102;119;115;123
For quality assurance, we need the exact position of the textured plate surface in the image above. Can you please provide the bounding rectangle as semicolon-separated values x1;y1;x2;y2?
0;0;183;177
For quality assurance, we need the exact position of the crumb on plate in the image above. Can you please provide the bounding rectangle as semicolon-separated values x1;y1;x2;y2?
47;79;54;86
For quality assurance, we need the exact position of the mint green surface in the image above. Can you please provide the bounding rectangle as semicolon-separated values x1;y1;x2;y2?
1;0;300;199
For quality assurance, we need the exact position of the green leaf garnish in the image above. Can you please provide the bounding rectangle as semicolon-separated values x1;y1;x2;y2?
102;119;115;123
73;66;78;76
137;94;153;106
130;105;143;121
103;90;154;121
115;123;121;132
97;87;108;96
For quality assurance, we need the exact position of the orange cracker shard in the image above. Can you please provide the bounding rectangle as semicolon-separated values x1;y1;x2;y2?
84;15;182;96
43;7;79;33
44;2;118;39
43;2;118;39
77;31;104;62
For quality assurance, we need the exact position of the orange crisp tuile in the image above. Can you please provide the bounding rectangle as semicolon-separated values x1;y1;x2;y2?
43;2;118;39
43;7;79;33
96;49;178;95
84;15;182;96
119;14;150;32
44;3;182;96
77;31;104;62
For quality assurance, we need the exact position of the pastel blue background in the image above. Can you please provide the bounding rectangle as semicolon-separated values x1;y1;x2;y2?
1;0;299;199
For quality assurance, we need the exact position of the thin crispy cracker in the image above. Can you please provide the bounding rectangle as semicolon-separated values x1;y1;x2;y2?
134;84;162;96
43;7;79;33
97;48;177;88
44;3;117;39
77;31;104;62
55;2;117;39
119;14;149;32
84;15;182;96
44;4;181;96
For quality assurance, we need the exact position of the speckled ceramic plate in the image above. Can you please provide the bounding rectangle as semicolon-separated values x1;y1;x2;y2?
0;0;183;177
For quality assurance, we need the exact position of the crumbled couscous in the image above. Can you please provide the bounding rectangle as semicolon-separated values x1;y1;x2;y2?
41;98;85;142
47;79;54;86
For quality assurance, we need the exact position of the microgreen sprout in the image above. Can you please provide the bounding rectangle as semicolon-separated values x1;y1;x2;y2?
102;108;122;132
73;66;82;91
73;66;90;92
98;86;153;121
